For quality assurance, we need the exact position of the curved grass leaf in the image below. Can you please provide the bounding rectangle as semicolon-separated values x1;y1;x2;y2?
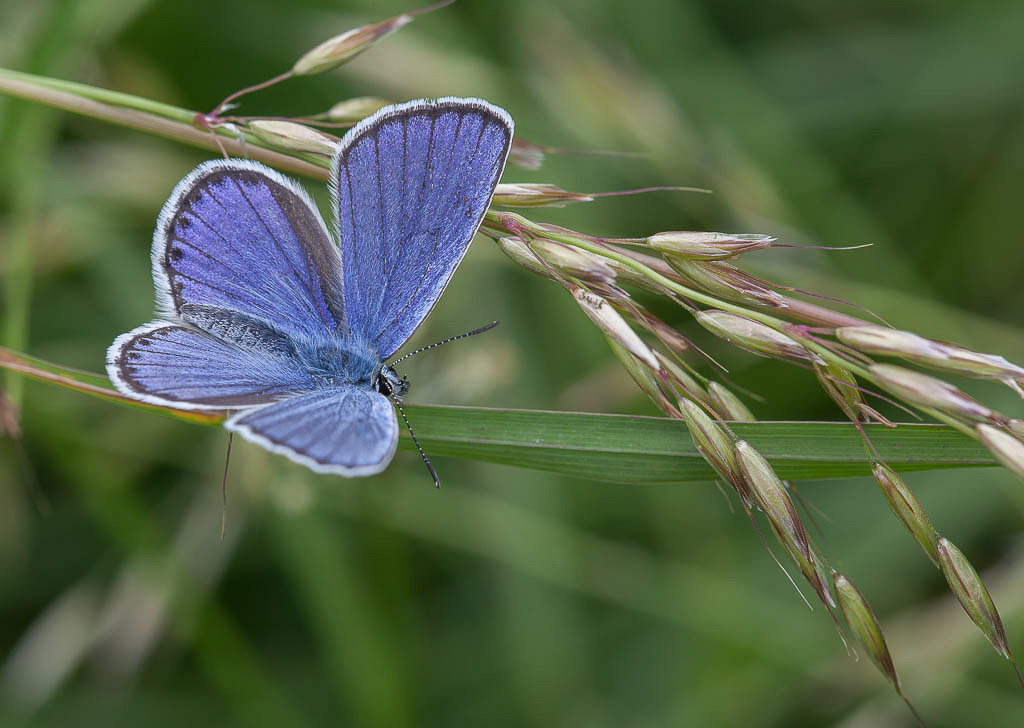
397;405;993;483
2;347;994;482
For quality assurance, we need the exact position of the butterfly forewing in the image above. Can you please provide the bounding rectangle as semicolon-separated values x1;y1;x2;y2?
332;98;513;359
156;160;346;339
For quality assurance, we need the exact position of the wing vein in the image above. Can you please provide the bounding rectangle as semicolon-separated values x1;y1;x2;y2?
229;176;327;328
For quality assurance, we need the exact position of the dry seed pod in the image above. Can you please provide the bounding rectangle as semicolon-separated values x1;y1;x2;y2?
678;399;744;496
838;325;1024;383
870;364;993;421
292;0;453;75
606;338;677;417
813;361;865;423
872;463;940;565
734;442;811;561
326;96;393;122
492;183;594;208
648;231;775;260
655;352;710;405
570;286;660;371
937;538;1014;661
249;120;338;155
696;310;822;364
707;381;756;422
666;258;785;307
976;424;1024;481
832;571;910;704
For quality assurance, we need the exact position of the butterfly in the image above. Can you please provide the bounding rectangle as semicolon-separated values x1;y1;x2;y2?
106;97;513;477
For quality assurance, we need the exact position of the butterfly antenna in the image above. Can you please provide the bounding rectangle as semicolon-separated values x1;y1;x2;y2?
221;432;233;540
389;320;499;367
395;402;440;488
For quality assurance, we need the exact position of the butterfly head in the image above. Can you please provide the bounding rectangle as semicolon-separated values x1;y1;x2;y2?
375;364;409;400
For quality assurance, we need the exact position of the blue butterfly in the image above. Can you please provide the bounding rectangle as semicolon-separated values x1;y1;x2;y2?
107;98;513;477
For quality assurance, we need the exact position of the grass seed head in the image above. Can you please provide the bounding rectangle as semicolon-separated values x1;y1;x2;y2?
606;338;677;417
926;346;1024;381
570;286;659;371
248;120;338;155
696;310;823;364
648;231;775;260
496;236;554;281
666;258;785;307
870;364;993;421
767;521;835;608
291;1;454;75
734;440;813;566
937;537;1013;659
707;381;756;422
497;235;614;286
976;424;1024;481
533;239;616;284
678;399;744;495
325;96;393;122
872;463;939;565
492;183;594;208
832;571;901;690
813;361;865;422
655;352;710;404
839;326;1024;382
837;326;947;360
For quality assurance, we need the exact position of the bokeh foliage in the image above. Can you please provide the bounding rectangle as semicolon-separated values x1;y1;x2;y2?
1;0;1023;725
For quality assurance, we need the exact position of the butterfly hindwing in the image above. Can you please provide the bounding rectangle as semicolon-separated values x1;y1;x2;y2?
331;97;513;359
107;321;313;409
225;387;399;475
155;159;346;339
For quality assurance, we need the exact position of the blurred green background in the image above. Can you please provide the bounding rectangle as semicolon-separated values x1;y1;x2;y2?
2;0;1024;725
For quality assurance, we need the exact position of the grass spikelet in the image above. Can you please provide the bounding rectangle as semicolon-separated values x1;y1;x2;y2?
872;463;940;565
976;424;1024;481
937;538;1023;687
832;571;923;722
695;311;822;364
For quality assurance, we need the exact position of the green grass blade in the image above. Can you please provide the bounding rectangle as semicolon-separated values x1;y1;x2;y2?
396;405;994;482
2;347;993;482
